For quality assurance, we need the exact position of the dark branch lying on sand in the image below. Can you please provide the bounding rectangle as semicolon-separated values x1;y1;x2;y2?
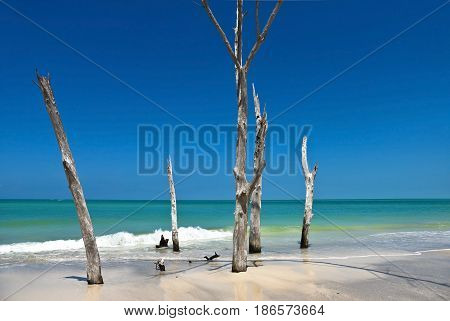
204;252;220;261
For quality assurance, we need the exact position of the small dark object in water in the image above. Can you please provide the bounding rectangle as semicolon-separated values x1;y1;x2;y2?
155;235;169;248
155;258;165;271
204;252;220;261
188;260;192;264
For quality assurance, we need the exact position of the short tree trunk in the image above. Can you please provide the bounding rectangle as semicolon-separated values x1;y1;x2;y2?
249;190;262;254
172;231;179;252
232;196;248;272
167;157;179;252
300;217;310;248
300;136;317;249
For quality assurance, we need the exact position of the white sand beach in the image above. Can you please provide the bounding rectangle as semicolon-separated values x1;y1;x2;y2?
1;250;448;301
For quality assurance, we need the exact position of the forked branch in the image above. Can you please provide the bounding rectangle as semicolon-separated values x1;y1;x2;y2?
244;0;283;71
201;0;241;68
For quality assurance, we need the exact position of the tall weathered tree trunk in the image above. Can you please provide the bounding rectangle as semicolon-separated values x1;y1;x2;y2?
232;1;249;272
167;157;179;252
300;136;318;249
249;84;267;254
201;0;282;272
36;73;103;284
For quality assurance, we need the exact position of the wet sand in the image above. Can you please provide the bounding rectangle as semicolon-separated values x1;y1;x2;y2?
1;250;449;301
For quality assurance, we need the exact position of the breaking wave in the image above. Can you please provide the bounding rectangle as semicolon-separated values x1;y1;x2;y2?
0;226;232;254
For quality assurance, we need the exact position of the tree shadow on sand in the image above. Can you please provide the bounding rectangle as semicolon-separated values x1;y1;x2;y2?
64;276;88;282
304;260;450;289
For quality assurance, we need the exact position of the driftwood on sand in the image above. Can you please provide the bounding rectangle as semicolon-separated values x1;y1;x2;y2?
204;252;220;261
36;72;103;285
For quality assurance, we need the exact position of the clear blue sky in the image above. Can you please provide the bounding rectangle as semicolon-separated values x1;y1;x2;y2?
0;0;449;200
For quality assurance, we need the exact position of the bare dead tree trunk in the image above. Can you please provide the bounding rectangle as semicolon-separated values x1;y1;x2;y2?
167;157;179;252
36;72;103;284
249;84;267;254
300;136;318;249
232;2;248;271
202;0;282;272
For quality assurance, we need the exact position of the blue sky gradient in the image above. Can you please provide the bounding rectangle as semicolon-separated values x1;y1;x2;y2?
0;0;449;199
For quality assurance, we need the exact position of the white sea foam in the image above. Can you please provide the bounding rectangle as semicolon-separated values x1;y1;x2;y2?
0;227;232;254
369;230;450;238
367;230;450;242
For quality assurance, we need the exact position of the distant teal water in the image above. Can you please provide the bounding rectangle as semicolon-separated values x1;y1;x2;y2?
1;199;449;244
0;199;449;263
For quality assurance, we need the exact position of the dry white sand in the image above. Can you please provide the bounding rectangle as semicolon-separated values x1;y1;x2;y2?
1;250;449;301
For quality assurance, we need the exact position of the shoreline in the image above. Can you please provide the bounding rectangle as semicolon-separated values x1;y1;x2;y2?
2;247;449;266
1;250;448;301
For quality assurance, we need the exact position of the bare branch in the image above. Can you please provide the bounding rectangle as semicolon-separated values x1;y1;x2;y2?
201;0;241;68
252;83;261;120
301;136;318;180
248;113;268;195
244;0;283;71
301;136;310;176
234;0;243;65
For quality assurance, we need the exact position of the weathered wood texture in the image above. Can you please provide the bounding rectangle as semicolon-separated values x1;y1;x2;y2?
249;84;268;254
232;1;248;271
300;136;318;249
167;157;179;252
36;73;103;284
202;0;282;272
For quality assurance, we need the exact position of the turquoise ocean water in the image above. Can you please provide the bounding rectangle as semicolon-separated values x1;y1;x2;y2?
0;199;449;264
